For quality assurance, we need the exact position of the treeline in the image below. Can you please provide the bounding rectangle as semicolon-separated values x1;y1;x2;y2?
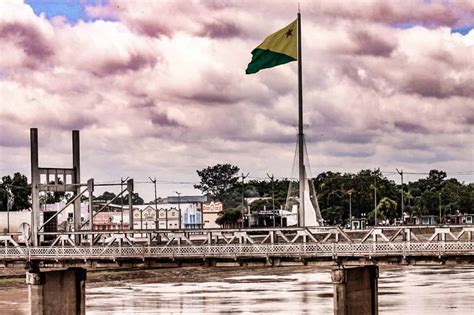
194;165;474;225
2;167;473;226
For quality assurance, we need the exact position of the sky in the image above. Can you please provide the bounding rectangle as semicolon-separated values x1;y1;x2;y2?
0;0;473;202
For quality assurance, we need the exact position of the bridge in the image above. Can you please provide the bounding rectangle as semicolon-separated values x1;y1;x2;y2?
4;131;473;314
1;225;472;267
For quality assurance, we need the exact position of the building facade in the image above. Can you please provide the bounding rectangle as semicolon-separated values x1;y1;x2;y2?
202;201;223;229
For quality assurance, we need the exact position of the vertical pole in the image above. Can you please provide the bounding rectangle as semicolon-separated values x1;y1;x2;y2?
150;177;158;230
297;11;305;228
120;177;124;230
374;176;377;226
87;179;94;230
240;173;249;228
438;193;442;224
30;128;40;246
397;169;404;223
166;204;169;229
349;192;352;229
267;173;276;227
272;176;275;227
176;191;181;229
72;130;81;244
127;179;134;230
6;187;11;233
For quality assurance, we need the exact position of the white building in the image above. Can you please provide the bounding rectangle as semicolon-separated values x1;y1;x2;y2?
202;201;223;229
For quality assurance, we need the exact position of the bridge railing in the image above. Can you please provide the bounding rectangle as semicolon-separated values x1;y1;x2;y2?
1;241;472;261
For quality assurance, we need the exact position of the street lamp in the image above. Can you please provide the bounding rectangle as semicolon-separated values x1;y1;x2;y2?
176;191;181;229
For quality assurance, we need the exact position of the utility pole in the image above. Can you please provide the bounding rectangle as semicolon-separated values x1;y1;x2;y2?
6;186;13;233
120;177;129;230
176;191;181;229
374;176;377;226
149;177;158;230
438;192;442;224
266;173;276;227
396;168;404;224
348;190;352;230
241;172;249;228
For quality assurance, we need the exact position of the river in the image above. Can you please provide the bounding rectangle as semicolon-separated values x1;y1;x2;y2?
1;266;473;314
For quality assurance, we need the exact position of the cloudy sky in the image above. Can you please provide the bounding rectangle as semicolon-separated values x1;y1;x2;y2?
0;0;473;201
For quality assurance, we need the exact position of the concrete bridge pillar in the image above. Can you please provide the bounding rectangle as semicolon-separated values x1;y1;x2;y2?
27;267;86;315
331;265;378;315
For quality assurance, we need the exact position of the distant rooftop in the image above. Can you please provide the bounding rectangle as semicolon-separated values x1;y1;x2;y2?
164;196;208;203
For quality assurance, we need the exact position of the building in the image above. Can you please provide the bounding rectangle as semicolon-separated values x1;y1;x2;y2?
351;217;368;230
157;205;180;229
446;213;474;225
133;205;157;230
202;201;223;228
405;215;439;225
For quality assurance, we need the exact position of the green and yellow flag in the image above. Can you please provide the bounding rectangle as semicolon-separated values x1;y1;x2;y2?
246;19;297;74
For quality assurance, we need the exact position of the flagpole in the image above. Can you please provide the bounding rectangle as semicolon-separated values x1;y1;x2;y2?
297;11;305;227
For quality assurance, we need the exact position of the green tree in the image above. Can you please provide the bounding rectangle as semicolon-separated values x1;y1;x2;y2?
215;208;241;227
94;191;117;202
43;179;70;204
194;164;240;200
375;197;398;223
0;172;31;211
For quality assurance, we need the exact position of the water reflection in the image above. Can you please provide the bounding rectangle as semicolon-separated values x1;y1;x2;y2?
1;266;473;314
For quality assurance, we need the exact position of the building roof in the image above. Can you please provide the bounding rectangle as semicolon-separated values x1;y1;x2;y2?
165;195;208;203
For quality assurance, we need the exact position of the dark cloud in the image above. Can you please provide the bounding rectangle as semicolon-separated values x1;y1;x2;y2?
183;90;242;105
150;112;180;127
311;1;461;27
402;74;474;99
134;21;172;38
334;132;377;144
199;21;241;38
0;22;53;65
93;53;156;76
350;29;396;57
394;121;429;134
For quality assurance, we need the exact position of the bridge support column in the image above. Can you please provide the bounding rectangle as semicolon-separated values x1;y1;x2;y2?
27;268;86;315
331;265;378;315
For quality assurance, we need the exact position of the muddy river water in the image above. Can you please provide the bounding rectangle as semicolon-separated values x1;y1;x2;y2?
1;266;473;314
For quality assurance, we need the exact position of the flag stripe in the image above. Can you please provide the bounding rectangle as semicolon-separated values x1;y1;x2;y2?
256;20;297;59
245;48;296;74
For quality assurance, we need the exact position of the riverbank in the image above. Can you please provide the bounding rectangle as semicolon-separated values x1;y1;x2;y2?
0;265;339;290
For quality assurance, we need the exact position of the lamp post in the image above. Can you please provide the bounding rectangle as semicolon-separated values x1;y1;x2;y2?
176;191;181;229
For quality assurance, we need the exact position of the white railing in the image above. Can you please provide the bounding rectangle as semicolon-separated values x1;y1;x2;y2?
0;242;472;261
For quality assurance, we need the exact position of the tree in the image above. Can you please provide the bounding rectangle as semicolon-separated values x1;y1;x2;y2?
43;180;70;204
123;192;145;205
95;191;117;202
0;172;31;211
375;197;398;223
215;208;241;227
194;164;240;200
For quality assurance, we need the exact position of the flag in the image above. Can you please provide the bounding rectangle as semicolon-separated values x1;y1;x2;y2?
246;19;297;74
